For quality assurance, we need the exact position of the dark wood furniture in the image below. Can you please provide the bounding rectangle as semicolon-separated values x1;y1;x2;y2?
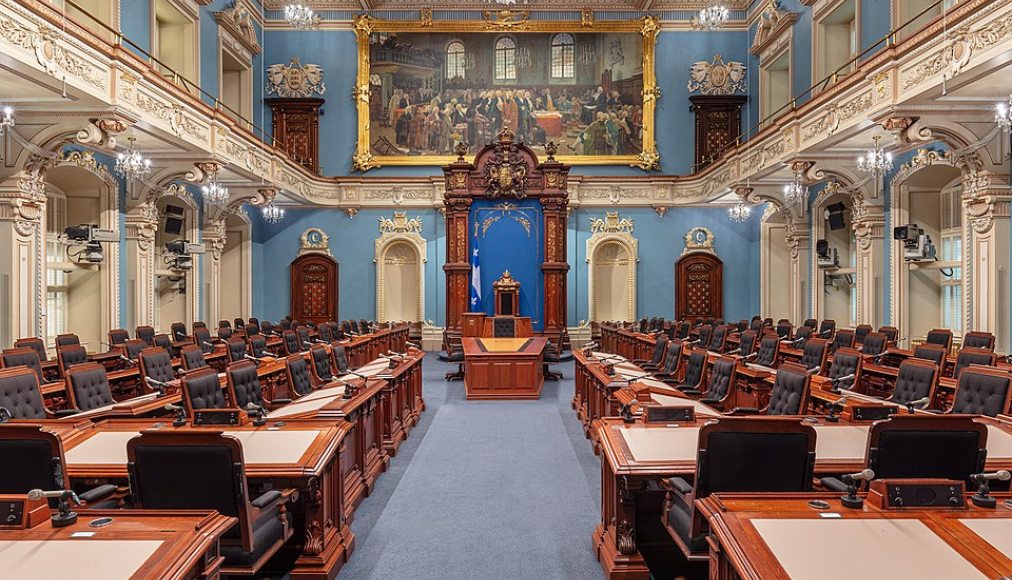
480;316;533;338
690;95;747;171
461;337;548;400
675;252;723;320
266;98;324;174
290;253;338;325
493;270;521;316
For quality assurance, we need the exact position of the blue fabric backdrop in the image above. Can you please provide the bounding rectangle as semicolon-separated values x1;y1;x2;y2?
470;200;544;331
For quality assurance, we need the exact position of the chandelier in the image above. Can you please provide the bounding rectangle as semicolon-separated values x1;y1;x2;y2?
856;135;893;176
995;94;1012;131
782;179;807;207
114;138;151;181
0;106;13;136
728;201;751;223
485;0;528;5
201;175;229;206
262;202;285;224
284;4;318;30
694;0;730;31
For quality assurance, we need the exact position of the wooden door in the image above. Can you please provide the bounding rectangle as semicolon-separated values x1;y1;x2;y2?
290;254;338;324
675;252;723;320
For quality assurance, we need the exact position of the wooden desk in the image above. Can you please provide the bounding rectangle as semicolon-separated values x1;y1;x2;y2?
699;493;1012;580
462;337;547;400
51;419;352;579
573;350;635;435
599;325;657;362
480;316;533;338
0;509;234;579
592;416;1012;580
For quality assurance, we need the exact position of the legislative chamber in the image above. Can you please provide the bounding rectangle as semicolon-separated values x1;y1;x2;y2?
1;0;1012;578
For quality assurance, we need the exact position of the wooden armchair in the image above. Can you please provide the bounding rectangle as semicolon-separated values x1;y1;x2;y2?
962;331;995;351
730;362;811;415
180;367;232;417
0;366;74;419
682;355;738;411
948;365;1011;417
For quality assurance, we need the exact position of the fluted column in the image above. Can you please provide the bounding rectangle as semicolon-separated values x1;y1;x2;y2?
124;202;159;329
202;218;228;326
785;225;810;324
0;173;46;346
963;172;1011;351
853;204;886;328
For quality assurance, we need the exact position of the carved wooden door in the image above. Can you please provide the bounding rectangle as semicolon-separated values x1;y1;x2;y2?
266;98;324;174
290;254;338;324
690;95;747;171
675;252;723;320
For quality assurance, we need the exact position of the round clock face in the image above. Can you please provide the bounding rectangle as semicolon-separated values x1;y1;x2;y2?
307;230;323;245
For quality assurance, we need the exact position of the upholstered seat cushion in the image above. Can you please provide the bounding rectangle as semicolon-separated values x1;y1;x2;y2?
220;503;291;566
666;494;706;553
0;371;47;419
952;372;1010;417
288;358;314;397
186;373;227;410
768;372;806;415
892;364;936;405
0;439;59;493
69;367;114;411
142;351;175;383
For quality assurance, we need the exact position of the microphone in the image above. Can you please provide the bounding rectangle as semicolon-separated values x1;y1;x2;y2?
840;469;875;509
406;341;421;350
969;471;1011;508
904;396;930;414
119;354;136;365
164;402;186;427
620;372;654;383
144;376;168;396
201;341;215;349
829;373;855;392
618;402;637;424
807;365;821;375
824;396;847;423
741;352;759;361
174;330;187;340
28;489;81;527
302;341;315;349
0;406;11;422
244;354;266;366
246;402;267;426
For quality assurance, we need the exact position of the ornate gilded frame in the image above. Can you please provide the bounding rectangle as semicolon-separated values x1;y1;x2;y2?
352;12;660;172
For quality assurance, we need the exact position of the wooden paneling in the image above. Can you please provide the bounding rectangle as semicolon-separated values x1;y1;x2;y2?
266;98;324;174
675;252;723;320
690;95;747;171
290;254;338;325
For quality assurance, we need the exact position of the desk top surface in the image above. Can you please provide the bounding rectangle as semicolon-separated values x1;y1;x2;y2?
463;337;548;354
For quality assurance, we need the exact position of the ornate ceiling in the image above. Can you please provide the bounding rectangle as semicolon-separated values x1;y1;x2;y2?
261;0;749;13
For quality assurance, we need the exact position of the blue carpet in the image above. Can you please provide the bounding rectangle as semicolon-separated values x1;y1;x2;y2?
336;353;603;580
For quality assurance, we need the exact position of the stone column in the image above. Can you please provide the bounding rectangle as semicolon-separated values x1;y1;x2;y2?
785;224;810;324
124;202;159;329
853;204;886;328
0;174;46;346
963;172;1011;351
202;218;228;326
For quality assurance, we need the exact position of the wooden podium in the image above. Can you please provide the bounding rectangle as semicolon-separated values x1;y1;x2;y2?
460;313;487;338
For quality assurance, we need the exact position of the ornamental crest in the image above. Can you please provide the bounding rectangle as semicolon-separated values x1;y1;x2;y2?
299;227;332;256
590;212;634;234
688;55;746;96
378;212;423;234
266;57;326;98
683;226;715;255
483;131;529;199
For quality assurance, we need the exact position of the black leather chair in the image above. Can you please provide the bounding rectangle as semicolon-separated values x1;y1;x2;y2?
330;343;351;375
792;326;813;349
827;347;862;391
283;331;301;356
751;335;780;369
225;360;268;411
127;430;295;575
152;334;172;352
219;320;232;330
55;333;80;347
226;338;249;364
817;319;836;339
633;335;668;368
953;347;997;379
233;318;246;330
280;319;293;331
218;326;234;341
179;345;208;371
854;324;873;344
108;328;130;346
180;366;229;416
0;424;117;506
830;329;855;353
170;322;188;343
661;417;816;559
668;347;707;391
798;338;829;373
248;334;269;359
925;328;954;352
733;329;758;358
651;340;683;380
309;346;336;384
283;355;316;402
683;356;737;411
735;319;748;333
802;318;817;331
260;320;276;337
248;317;259;328
444;333;465;381
949;365;1011;417
340;320;353;335
877;326;899;342
328;321;343;341
317;323;332;343
296;326;312;350
707;324;728;352
2;347;50;386
65;362;117;412
56;344;89;378
748;317;763;332
245;322;261;337
359;319;372;333
193;321;208;331
122;339;147;362
732;362;811;416
492;317;516;338
135;326;155;346
696;324;713;350
0;367;58;419
138;347;175;390
194;327;214;354
14;337;48;362
860;333;888;358
673;321;690;339
913;343;947;368
822;415;987;491
544;331;563;381
775;321;792;340
887;358;939;407
962;331;995;351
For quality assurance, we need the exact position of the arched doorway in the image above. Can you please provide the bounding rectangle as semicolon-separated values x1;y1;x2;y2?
675;252;723;320
291;253;338;324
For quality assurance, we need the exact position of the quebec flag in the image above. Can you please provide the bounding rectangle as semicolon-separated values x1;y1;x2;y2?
469;235;481;312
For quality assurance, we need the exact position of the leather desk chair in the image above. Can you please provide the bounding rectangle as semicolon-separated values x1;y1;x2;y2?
887;358;939;408
444;333;465;381
327;321;343;340
667;347;707;391
649;340;683;379
877;326;899;343
632;335;668;368
949;365;1011;417
280;319;292;331
798;338;829;374
64;362;118;412
913;343;947;368
1;348;51;388
245;322;261;338
826;348;863;392
953;348;997;380
248;334;269;359
122;339;147;363
218;326;234;341
962;331;996;351
731;362;811;416
127;430;294;575
791;326;813;350
748;317;763;332
14;337;48;363
108;328;130;346
731;330;758;358
283;331;301;356
179;344;208;372
226;360;272;412
775;321;793;340
260;320;276;337
854;324;873;344
135;325;155;346
57;344;89;378
180;366;229;416
0;366;72;419
233;318;246;331
219;320;232;330
544;331;563;381
817;319;836;339
281;355;317;403
193;321;208;331
55;333;80;348
152;333;172;352
681;355;737;411
295;326;312;351
309;346;337;384
925;328;954;352
194;327;215;354
317;323;332;343
831;330;855;353
138;347;176;392
860;333;888;358
226;338;249;364
750;335;781;370
707;324;729;353
359;319;371;333
330;343;351;375
661;417;816;559
802;319;818;332
492;317;516;338
673;321;690;339
340;320;353;335
170;322;189;344
696;325;713;351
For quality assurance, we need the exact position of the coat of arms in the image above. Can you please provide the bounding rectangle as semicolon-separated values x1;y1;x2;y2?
483;131;529;199
266;57;326;98
687;55;746;96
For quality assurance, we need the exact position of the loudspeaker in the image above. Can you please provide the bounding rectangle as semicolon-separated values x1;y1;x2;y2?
164;204;184;236
827;212;846;230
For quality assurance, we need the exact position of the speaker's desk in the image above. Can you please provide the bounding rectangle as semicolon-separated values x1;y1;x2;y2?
461;337;548;400
698;493;1012;580
0;509;235;580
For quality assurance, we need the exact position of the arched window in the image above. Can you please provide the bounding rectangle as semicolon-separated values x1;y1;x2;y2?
494;37;517;82
550;33;575;80
446;41;465;80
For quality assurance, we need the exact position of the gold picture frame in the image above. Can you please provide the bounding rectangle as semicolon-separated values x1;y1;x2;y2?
352;11;660;172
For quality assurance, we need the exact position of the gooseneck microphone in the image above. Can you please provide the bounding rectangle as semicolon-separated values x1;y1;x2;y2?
904;396;930;414
164;402;186;427
119;354;136;366
0;406;12;422
970;470;1011;508
246;402;268;426
144;376;168;396
829;374;855;393
405;341;421;350
824;396;848;423
840;469;875;509
28;489;81;527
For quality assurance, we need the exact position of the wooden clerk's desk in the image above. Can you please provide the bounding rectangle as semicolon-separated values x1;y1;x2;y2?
462;337;547;400
0;508;235;579
700;493;1012;579
591;416;1012;580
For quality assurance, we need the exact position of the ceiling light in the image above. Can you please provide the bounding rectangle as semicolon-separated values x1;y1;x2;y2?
0;106;13;136
728;201;751;223
114;137;151;181
856;135;893;176
284;4;319;30
995;95;1012;131
201;172;229;206
262;202;285;224
694;0;730;31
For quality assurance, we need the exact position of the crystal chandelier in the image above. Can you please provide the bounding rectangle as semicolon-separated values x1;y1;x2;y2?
782;178;807;207
262;202;285;224
995;95;1012;131
284;4;318;30
0;106;13;136
485;0;528;5
728;201;751;223
694;0;730;31
201;175;229;206
114;138;151;181
856;135;893;176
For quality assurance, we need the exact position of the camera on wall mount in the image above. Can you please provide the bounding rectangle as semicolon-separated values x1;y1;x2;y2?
815;239;839;269
59;224;119;264
164;240;206;273
893;224;937;263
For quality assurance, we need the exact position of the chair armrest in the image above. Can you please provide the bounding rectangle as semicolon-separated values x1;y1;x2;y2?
728;407;761;416
251;490;283;509
47;408;80;418
79;484;118;504
660;476;694;496
675;384;700;392
680;389;702;396
699;398;721;406
269;398;292;406
820;477;849;493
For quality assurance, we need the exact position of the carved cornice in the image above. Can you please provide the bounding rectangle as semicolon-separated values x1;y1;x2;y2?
215;2;262;56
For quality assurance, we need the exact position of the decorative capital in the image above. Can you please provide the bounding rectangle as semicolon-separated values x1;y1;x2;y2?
76;118;128;148
640;15;660;38
352;14;373;36
187;161;221;184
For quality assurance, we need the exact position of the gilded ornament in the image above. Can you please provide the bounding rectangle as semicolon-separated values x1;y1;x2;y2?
687;55;746;96
266;57;326;98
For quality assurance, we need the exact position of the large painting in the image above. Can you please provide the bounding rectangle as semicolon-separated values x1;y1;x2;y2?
352;12;659;171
